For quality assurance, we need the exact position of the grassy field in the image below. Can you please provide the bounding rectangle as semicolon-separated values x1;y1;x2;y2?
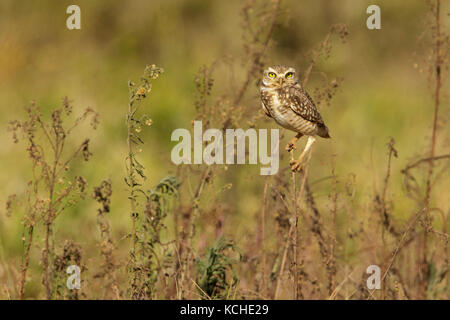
0;0;448;299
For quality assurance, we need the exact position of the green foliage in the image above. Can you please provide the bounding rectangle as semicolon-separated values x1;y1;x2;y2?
1;1;449;300
125;64;164;190
196;237;242;299
126;66;181;299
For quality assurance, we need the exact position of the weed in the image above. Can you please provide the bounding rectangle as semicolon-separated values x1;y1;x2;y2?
8;98;98;299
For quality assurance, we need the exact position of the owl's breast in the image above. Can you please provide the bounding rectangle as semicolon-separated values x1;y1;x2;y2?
269;95;293;128
261;89;296;131
260;87;318;135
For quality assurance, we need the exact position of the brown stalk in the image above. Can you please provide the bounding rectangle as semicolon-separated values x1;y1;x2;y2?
260;177;269;298
176;166;210;298
19;225;33;299
126;90;138;257
290;152;299;300
19;179;37;299
421;0;442;298
43;127;62;299
274;154;311;299
234;0;281;107
329;161;338;296
367;209;423;299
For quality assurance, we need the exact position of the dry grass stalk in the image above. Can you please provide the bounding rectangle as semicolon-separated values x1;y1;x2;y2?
8;98;98;299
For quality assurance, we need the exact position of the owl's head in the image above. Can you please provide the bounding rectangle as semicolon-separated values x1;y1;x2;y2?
262;65;298;88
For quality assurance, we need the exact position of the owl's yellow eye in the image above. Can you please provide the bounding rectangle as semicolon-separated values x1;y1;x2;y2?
285;72;294;78
268;72;276;78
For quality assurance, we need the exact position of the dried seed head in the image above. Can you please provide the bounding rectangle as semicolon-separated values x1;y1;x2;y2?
137;87;147;96
82;139;92;161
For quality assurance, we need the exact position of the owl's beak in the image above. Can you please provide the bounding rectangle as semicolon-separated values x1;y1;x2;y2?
278;78;283;85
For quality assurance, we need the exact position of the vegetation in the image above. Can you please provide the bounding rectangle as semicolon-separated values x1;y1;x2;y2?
0;0;448;299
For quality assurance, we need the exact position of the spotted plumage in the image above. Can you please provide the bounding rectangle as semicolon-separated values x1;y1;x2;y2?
259;65;330;171
260;65;330;138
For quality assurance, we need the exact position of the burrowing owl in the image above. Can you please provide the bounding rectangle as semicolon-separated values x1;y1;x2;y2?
260;65;330;171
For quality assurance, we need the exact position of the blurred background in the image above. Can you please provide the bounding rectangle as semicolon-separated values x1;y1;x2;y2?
0;0;448;299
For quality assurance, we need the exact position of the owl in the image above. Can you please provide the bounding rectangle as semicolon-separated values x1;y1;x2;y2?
260;65;330;171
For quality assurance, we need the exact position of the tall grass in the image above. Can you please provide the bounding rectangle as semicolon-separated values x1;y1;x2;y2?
8;98;98;299
2;0;448;300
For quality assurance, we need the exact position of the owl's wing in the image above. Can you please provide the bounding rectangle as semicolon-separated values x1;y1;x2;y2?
260;90;273;118
288;84;324;125
261;102;271;117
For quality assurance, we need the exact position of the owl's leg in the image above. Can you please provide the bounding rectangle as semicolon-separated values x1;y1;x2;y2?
290;135;315;172
285;133;303;152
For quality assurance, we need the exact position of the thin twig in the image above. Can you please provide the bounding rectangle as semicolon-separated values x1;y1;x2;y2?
260;177;269;298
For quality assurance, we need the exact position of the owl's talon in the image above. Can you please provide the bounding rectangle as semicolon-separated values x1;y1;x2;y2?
285;142;297;152
285;134;302;152
290;160;303;172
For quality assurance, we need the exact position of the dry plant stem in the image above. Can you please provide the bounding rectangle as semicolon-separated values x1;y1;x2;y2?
43;129;62;299
260;177;269;298
328;269;357;300
276;27;335;299
379;139;399;238
377;139;396;298
302;31;332;88
329;163;338;296
404;154;450;173
127;100;137;255
274;154;310;299
178;167;210;298
425;0;442;211
19;186;35;299
290;151;299;300
274;213;294;299
367;210;423;299
421;0;441;298
234;0;281;106
124;66;164;299
10;100;96;299
19;225;33;299
301;23;348;88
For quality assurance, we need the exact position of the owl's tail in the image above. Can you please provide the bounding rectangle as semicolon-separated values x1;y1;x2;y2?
317;124;331;138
